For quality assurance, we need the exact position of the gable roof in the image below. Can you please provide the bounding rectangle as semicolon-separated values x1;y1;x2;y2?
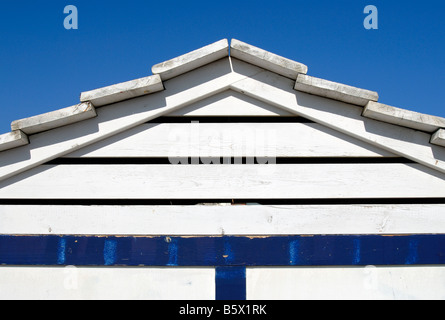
1;38;445;182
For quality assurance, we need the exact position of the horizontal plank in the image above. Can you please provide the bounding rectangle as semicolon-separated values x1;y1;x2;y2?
65;123;396;158
247;267;445;300
1;235;444;266
167;89;295;116
1;204;445;235
1;163;444;199
0;267;215;300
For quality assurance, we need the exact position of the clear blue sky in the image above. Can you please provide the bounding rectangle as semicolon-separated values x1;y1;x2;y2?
0;0;444;134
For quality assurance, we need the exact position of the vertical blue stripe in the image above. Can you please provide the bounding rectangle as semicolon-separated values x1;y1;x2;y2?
353;238;361;265
406;239;419;265
167;238;179;266
215;266;246;301
103;239;117;266
57;238;66;265
289;239;300;266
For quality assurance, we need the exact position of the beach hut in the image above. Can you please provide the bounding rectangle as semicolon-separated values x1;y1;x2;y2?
1;39;445;300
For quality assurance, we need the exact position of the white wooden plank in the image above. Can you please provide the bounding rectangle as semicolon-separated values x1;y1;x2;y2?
1;163;444;199
80;75;164;107
247;267;445;300
295;74;379;106
65;123;396;158
0;130;29;152
230;39;308;79
0;267;215;300
363;101;445;133
431;129;445;147
1;204;445;236
10;103;97;135
152;39;229;80
167;90;294;116
228;60;445;174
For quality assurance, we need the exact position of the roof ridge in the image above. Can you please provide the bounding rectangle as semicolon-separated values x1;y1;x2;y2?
1;38;444;155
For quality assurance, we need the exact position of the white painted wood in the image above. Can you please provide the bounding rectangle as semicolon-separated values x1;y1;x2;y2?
247;267;445;300
2;58;445;183
295;74;379;106
363;101;445;133
230;39;308;79
167;89;294;116
1;204;445;236
0;267;215;300
152;39;229;80
80;75;164;107
0;130;29;152
10;103;97;135
228;61;445;174
1;163;444;199
431;129;445;147
65;123;396;158
0;58;254;183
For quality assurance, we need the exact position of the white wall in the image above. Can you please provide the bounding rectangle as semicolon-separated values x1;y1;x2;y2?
247;267;445;300
0;267;215;300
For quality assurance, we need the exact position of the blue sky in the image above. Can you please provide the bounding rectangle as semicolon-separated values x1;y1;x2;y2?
0;0;444;134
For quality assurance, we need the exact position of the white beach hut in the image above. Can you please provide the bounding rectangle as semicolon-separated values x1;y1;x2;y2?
1;39;445;300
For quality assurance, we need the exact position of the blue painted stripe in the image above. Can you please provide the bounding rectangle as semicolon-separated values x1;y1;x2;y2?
104;239;117;266
215;267;246;301
57;238;67;265
0;235;444;266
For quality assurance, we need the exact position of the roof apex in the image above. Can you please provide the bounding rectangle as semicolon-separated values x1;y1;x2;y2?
152;39;229;81
230;39;308;79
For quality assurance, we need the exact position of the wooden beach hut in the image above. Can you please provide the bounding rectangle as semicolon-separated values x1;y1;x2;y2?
1;39;445;300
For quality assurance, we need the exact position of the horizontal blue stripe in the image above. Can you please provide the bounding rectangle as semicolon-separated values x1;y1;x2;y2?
0;235;444;266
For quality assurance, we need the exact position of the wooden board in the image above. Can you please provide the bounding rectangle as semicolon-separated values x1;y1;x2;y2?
2;204;445;235
1;235;444;266
247;267;445;300
0;267;215;300
167;90;294;116
1;163;444;199
65;123;396;158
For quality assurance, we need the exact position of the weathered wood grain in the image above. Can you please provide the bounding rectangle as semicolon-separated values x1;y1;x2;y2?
1;204;445;235
1;163;444;199
247;267;445;300
65;123;396;158
0;235;444;266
